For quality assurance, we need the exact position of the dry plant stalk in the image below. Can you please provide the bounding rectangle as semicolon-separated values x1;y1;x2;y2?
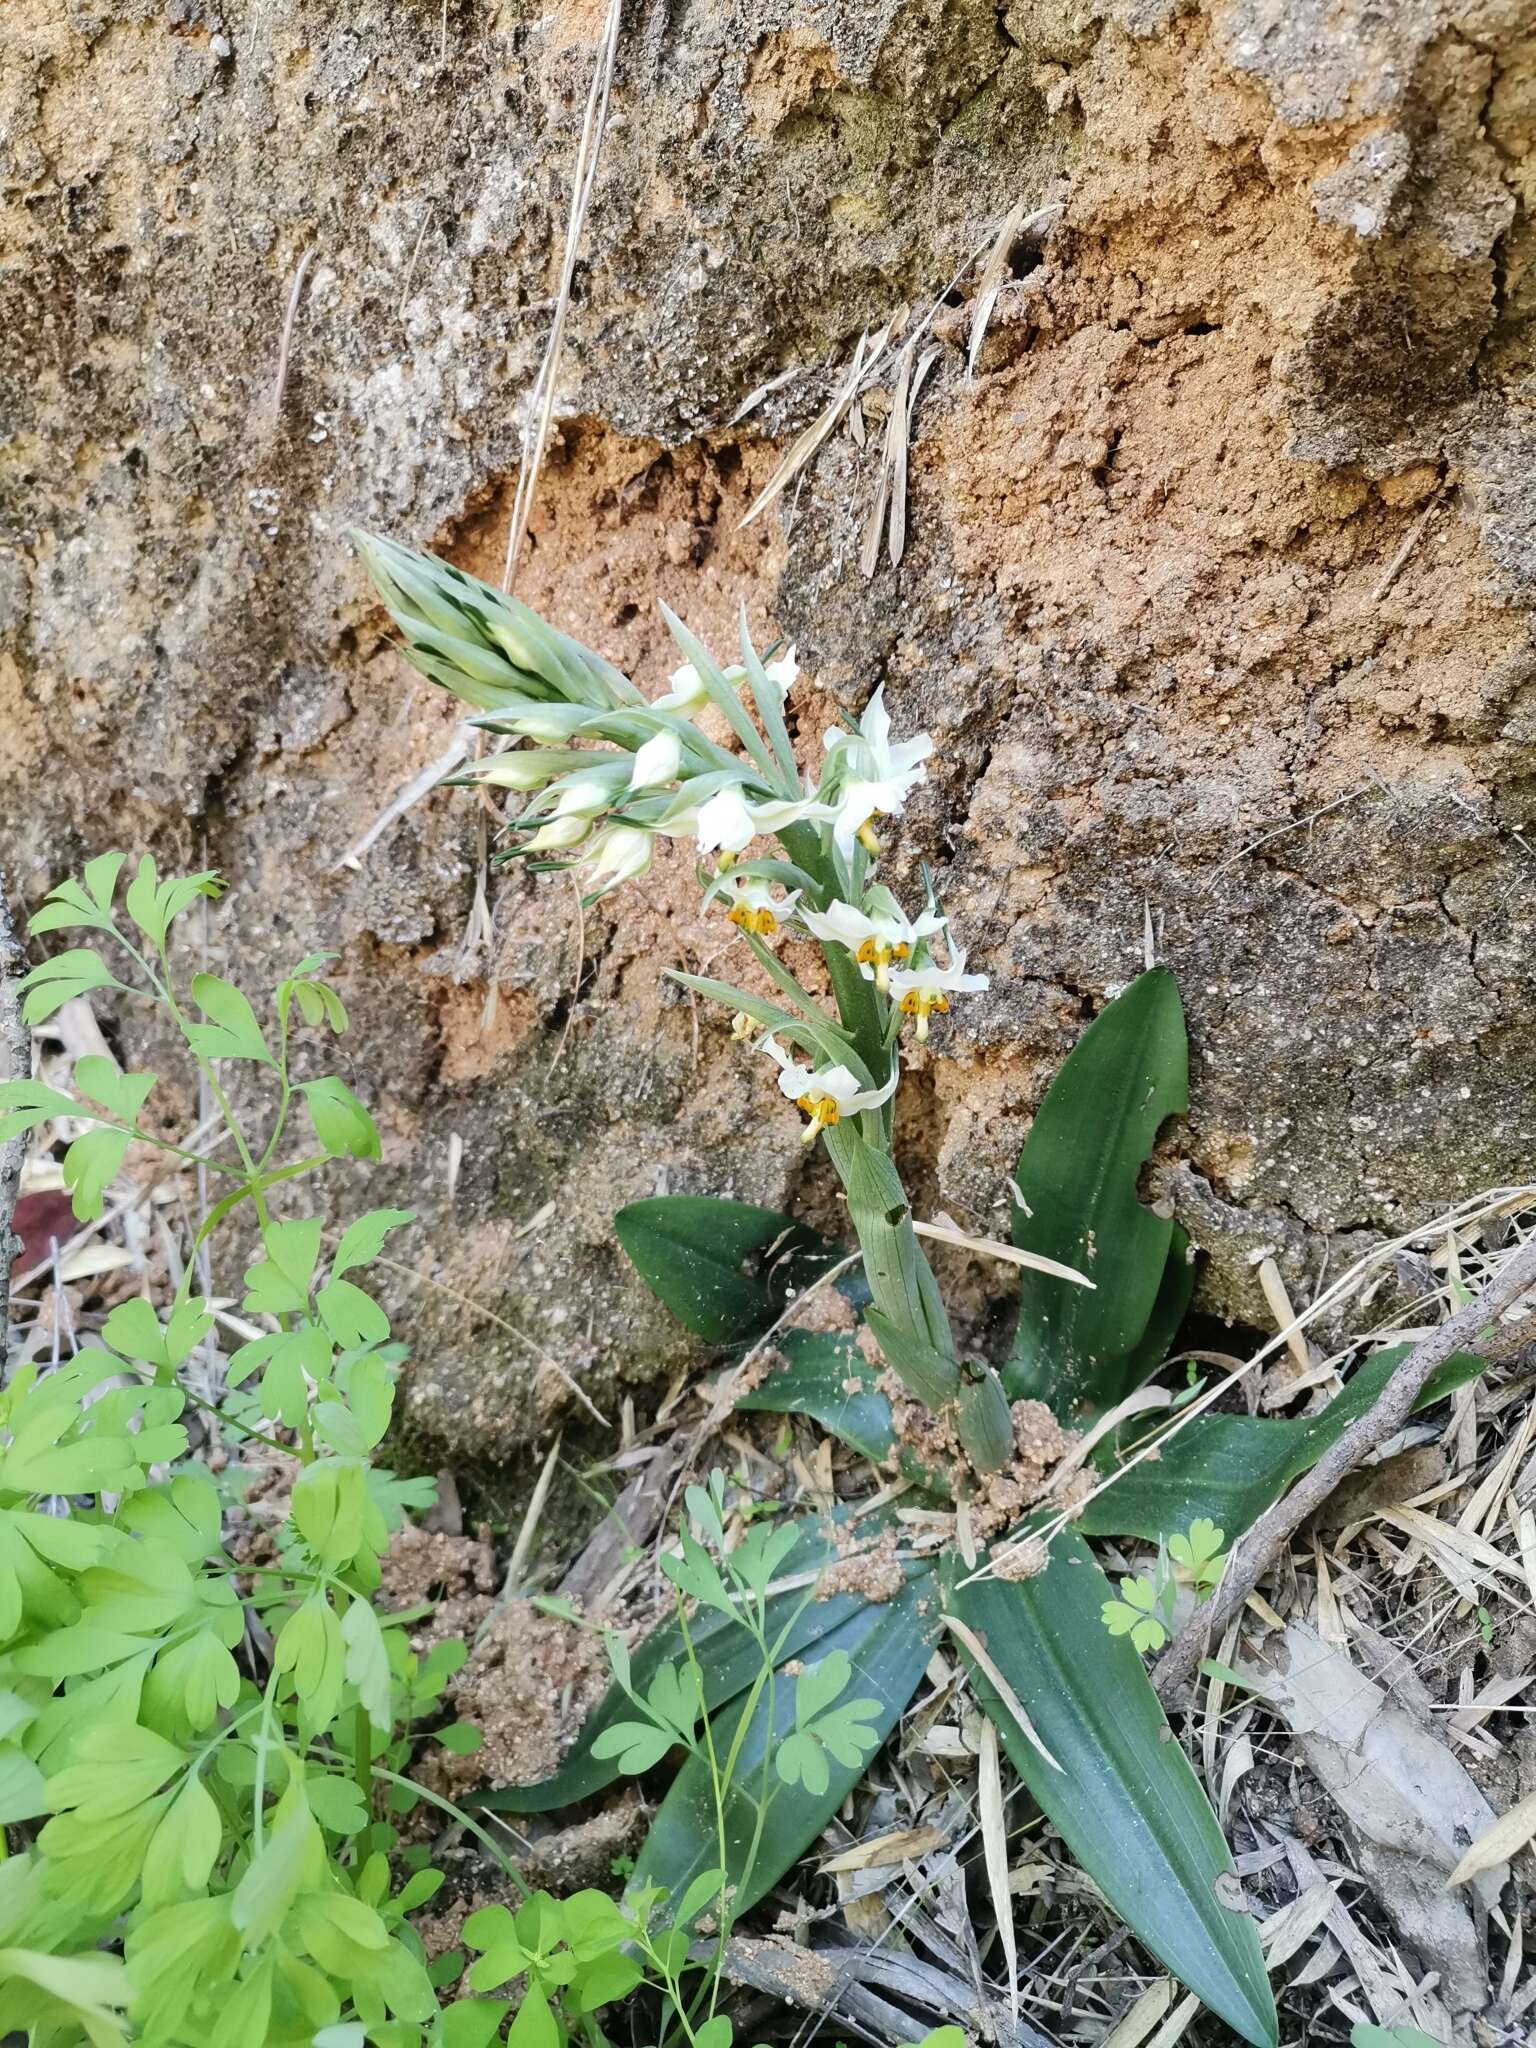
1153;1226;1536;1696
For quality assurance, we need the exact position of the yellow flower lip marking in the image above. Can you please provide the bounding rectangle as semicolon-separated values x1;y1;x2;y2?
794;1093;841;1143
855;935;910;992
899;989;950;1041
856;819;882;855
728;904;779;936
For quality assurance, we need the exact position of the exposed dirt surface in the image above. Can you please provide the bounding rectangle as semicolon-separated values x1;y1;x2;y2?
429;1599;608;1794
4;1;1535;1453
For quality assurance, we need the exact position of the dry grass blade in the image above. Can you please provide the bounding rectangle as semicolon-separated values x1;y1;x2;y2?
505;1431;563;1591
739;318;893;530
1445;1787;1536;1887
978;1717;1018;2016
269;244;315;427
333;734;471;872
966;200;1061;376
968;198;1028;376
1100;1980;1173;2048
943;1613;1061;1771
820;1825;948;1874
501;0;624;591
858;343;901;581
890;345;940;568
1144;1993;1200;2048
912;1217;1093;1288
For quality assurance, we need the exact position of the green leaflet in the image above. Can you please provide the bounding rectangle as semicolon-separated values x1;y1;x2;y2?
1080;1345;1489;1543
476;1516;864;1817
735;1330;894;1463
1007;968;1188;1418
943;1530;1276;2048
613;1198;841;1344
629;1577;937;1920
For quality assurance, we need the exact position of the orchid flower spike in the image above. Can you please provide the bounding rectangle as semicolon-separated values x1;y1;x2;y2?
889;945;990;1040
716;873;801;937
822;686;933;857
762;1035;898;1144
798;890;947;992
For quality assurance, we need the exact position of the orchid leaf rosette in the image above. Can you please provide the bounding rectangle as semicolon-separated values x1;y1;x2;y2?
353;529;1016;1471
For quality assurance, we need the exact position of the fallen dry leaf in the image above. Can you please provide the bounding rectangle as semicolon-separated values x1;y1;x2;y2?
1445;1786;1536;1888
1241;1621;1504;2018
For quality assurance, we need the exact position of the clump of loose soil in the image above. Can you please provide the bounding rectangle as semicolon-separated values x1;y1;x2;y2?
430;1602;609;1795
379;1524;498;1646
818;1523;906;1604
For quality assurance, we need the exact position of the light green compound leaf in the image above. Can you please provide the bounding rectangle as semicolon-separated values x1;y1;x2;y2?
184;973;273;1064
102;1295;213;1373
943;1530;1276;2048
18;949;125;1027
342;1594;394;1734
1008;967;1188;1418
300;1076;381;1160
630;1575;937;1921
332;1206;416;1279
242;1216;325;1316
0;1079;84;1142
28;852;126;935
71;1056;156;1126
62;1126;133;1221
476;1516;877;1817
315;1278;390;1349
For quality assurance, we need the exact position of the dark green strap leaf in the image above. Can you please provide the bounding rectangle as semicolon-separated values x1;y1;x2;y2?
1007;969;1188;1417
943;1530;1276;2048
629;1574;937;1919
477;1515;865;1815
1079;1346;1489;1544
735;1331;895;1463
613;1198;841;1343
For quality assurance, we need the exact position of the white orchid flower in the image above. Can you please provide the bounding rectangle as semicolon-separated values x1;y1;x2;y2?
525;814;590;852
762;1035;899;1144
716;873;801;937
629;730;684;789
653;659;749;712
760;647;798;699
822;686;933;855
888;945;990;1040
693;785;832;857
583;824;654;891
798;893;947;992
550;763;629;819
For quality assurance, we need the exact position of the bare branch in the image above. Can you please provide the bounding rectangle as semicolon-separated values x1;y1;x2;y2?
1152;1226;1536;1699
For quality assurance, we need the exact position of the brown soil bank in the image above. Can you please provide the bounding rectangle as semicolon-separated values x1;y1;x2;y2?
3;1;1534;1457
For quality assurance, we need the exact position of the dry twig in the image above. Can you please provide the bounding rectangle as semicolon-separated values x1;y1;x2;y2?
1153;1227;1536;1697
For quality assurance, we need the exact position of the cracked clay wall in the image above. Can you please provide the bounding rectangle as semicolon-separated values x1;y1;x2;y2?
3;0;1535;1459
